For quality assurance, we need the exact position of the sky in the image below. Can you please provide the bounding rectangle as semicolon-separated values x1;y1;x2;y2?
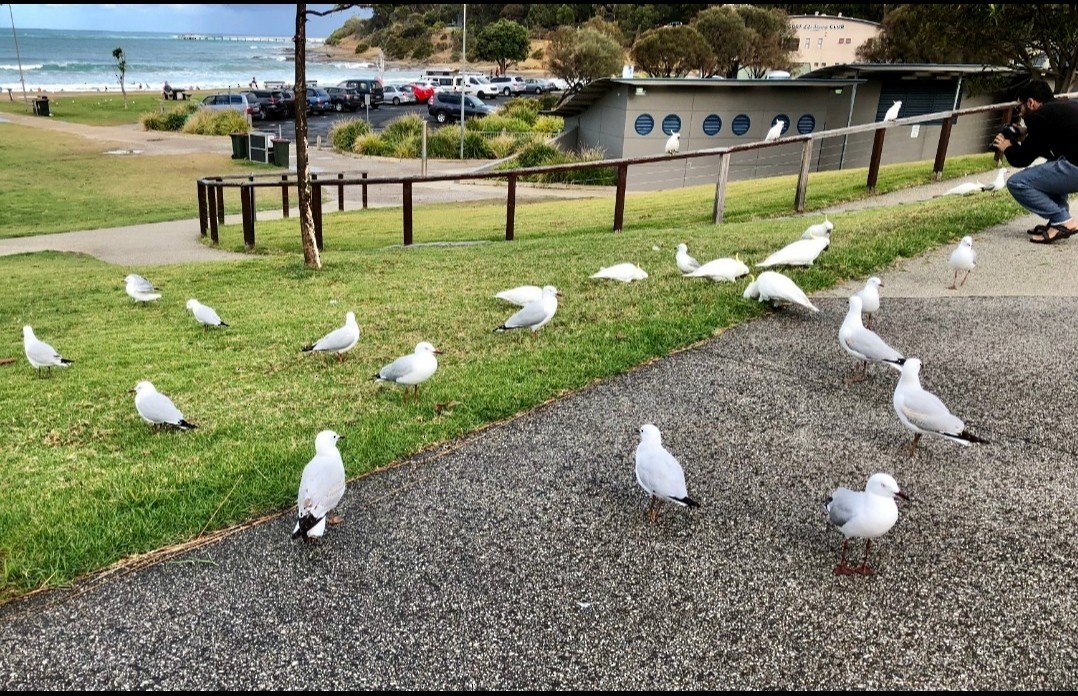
5;4;373;39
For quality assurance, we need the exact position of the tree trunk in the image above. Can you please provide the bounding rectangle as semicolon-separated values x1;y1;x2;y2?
295;3;321;269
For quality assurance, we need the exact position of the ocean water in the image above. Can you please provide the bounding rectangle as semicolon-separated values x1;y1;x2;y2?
0;27;422;94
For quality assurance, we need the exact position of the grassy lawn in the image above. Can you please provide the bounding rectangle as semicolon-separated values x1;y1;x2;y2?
0;98;1027;604
0;91;212;126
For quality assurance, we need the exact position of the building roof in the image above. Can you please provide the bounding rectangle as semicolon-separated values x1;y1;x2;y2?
799;63;1018;80
548;76;866;118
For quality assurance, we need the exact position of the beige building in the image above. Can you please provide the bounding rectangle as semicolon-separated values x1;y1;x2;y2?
788;14;882;75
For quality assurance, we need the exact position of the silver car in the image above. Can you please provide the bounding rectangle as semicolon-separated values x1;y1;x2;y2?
382;84;418;106
199;92;263;120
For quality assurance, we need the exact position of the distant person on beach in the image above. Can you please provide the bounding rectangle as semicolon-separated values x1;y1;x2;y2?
250;76;258;89
162;81;171;98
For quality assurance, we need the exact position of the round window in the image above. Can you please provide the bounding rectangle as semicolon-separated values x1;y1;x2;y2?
661;114;682;136
634;114;654;136
731;114;751;136
702;114;722;136
797;114;816;134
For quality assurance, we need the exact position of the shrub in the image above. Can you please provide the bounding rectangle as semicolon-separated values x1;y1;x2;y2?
499;142;616;186
181;108;250;136
533;115;564;135
427;125;463;158
139;102;197;132
380;112;424;141
351;133;389;156
354;42;370;54
467;113;531;136
330;118;373;151
501;98;540;123
486;133;518;159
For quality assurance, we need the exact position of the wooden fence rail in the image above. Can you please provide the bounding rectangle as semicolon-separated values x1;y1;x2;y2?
198;99;1023;252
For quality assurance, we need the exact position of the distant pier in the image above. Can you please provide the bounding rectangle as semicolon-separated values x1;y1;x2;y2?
178;34;323;44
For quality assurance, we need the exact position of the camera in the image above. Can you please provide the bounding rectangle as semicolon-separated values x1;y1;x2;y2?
999;122;1023;144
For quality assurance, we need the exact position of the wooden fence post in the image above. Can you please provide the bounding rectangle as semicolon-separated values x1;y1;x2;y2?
241;184;255;251
337;172;345;211
795;139;814;213
312;182;323;251
506;174;516;241
867;128;886;193
613;163;628;233
362;171;368;209
281;174;290;218
197;180;207;237
711;153;730;224
215;178;224;225
403;181;413;246
932;116;955;181
208;180;220;244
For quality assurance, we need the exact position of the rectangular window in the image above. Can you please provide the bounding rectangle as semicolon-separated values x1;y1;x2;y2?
804;38;811;50
817;38;824;48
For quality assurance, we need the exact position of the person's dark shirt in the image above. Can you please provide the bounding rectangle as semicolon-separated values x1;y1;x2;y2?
1003;100;1078;168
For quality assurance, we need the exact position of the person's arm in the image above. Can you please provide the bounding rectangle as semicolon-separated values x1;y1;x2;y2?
996;112;1049;168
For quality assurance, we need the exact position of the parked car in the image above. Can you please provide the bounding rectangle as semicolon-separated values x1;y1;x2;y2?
324;86;361;112
489;75;526;97
336;77;384;109
522;77;556;94
306;86;332;115
249;89;292;120
410;81;436;103
382;84;417;106
199;92;263;120
451;74;498;100
428;91;497;124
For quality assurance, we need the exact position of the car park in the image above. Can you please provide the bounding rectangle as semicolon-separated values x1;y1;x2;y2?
306;86;332;115
489;75;526;97
324;86;361;112
336;77;384;109
522;77;556;94
199;92;263;120
427;91;497;123
382;84;417;106
249;89;292;119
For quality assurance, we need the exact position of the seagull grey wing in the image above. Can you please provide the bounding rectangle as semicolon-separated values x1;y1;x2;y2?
826;487;859;528
26;339;61;366
636;444;687;500
196;304;223;325
845;328;903;363
378;353;415;382
298;456;346;518
313;325;352;352
140;392;185;424
899;389;965;435
130;275;157;293
504;301;548;329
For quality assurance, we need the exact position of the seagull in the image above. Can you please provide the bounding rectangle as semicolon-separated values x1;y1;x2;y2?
801;218;834;240
756;235;830;268
634;424;700;524
124;273;161;303
131;380;197;430
854;276;883;330
839;295;905;383
591;262;648;282
495;285;543;307
186;298;228;328
942;181;987;196
982;167;1007;192
948;236;976;289
675;243;701;275
372;341;442;404
764;119;785;142
893;357;988;457
883;100;902;122
685;256;750;283
292;429;346;542
743;271;819;312
494;284;560;335
826;472;908;576
665;131;680;155
302;311;360;363
22;325;73;376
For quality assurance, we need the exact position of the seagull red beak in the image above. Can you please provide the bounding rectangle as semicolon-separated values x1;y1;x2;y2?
896;490;910;502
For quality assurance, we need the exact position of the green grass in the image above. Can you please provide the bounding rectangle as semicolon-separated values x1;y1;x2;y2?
0;92;212;126
0;101;1026;604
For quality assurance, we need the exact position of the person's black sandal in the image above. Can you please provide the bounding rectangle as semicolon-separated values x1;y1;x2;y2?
1029;224;1075;244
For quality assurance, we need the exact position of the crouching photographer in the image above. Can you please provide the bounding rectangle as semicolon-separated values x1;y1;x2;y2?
992;79;1078;244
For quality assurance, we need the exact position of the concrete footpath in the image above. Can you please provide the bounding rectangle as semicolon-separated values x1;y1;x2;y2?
2;114;1077;687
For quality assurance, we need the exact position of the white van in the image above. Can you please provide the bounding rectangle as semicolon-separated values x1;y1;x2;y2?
452;74;497;100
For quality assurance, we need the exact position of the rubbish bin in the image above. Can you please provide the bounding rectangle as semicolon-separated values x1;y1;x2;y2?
33;96;50;117
229;132;248;160
271;139;291;167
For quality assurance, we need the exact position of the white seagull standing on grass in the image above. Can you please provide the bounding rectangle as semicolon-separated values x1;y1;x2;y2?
495;285;543;307
634;424;700;524
292;429;347;542
982;167;1008;192
373;341;443;404
302;311;360;363
131;380;197;430
186;298;229;328
124;273;161;303
675;243;701;275
495;285;560;335
826;472;908;576
22;325;73;376
764;119;785;142
838;295;905;383
665;131;680;155
892;358;988;457
948;236;977;289
743;271;819;313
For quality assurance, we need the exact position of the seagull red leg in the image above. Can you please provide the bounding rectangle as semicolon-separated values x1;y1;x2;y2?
855;540;876;575
834;539;857;575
